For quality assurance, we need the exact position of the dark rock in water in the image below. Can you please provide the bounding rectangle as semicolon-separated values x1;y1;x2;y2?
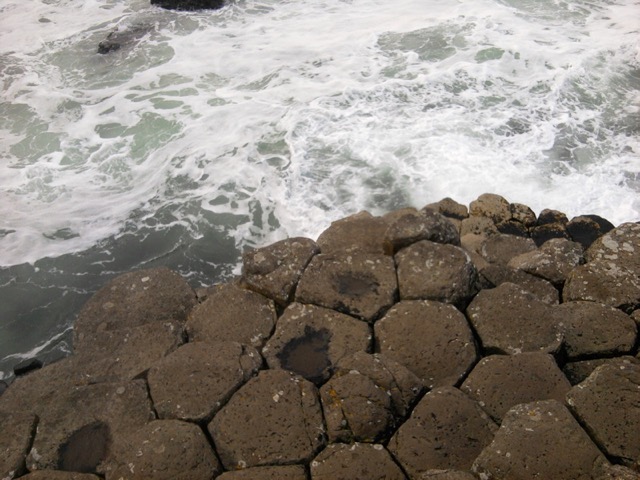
151;0;225;11
97;25;152;55
13;357;43;376
58;421;110;473
217;465;307;480
310;442;406;480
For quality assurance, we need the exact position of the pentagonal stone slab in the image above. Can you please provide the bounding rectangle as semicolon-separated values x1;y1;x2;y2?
508;238;584;286
479;264;559;304
466;282;562;354
310;443;406;480
375;300;478;389
460;353;571;422
209;369;325;469
241;237;319;306
334;351;423;417
563;356;639;385
316;211;389;255
556;301;637;359
186;283;276;348
383;209;460;255
295;253;397;322
217;465;307;479
106;420;221;480
395;241;478;307
0;411;37;480
566;362;640;469
480;234;536;265
320;372;394;443
74;267;196;345
262;303;371;385
469;193;511;224
148;341;261;422
473;400;606;480
389;386;496;476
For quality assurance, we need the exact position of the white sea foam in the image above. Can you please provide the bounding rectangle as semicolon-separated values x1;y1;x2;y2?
0;0;639;268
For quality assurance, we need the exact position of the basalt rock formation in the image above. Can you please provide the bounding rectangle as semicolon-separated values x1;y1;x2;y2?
1;193;639;480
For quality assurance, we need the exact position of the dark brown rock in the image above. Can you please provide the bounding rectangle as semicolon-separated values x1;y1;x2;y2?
0;412;37;480
209;369;325;469
478;264;559;304
469;193;511;224
460;353;571;422
567;215;613;249
295;253;397;322
562;356;639;385
262;303;371;385
217;465;307;479
418;471;477;480
320;372;394;442
74;267;196;346
20;473;102;480
480;234;537;265
586;222;640;272
495;219;529;237
148;341;261;422
395;240;478;307
241;237;319;306
473;400;606;480
466;282;562;354
510;202;537;228
310;443;406;480
383;209;460;255
13;358;43;377
389;386;496;476
106;420;221;480
566;362;640;469
530;222;570;246
459;216;499;237
334;351;423;417
556;301;637;359
316;211;388;255
186;283;276;348
508;237;584;286
424;197;469;220
375;300;478;389
460;233;490;271
538;208;569;225
593;462;640;480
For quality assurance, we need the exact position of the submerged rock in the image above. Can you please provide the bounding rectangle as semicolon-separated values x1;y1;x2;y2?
150;0;225;11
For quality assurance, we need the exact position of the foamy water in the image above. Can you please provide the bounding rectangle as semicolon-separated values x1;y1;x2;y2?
1;0;639;378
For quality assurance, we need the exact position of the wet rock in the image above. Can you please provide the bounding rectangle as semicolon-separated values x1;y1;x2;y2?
375;300;478;389
334;351;424;417
530;222;571;247
480;234;536;265
295;253;397;322
395;240;478;307
217;465;307;479
566;362;640;469
459;216;499;237
478;264;559;304
310;442;406;480
466;282;562;355
97;25;150;54
151;0;225;11
389;386;496;476
473;400;606;480
538;209;569;225
262;303;370;385
106;420;221;480
74;267;196;345
469;193;511;224
383;209;460;255
495;219;528;237
509;202;537;228
13;358;43;376
562;356;639;385
567;215;614;249
556;301;637;359
241;237;319;306
20;473;102;480
209;369;325;469
186;283;276;348
317;211;388;255
27;380;153;473
424;197;469;220
148;341;261;422
508;237;584;286
320;372;394;442
460;353;571;422
0;412;37;480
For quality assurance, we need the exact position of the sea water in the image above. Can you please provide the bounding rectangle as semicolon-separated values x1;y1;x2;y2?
1;0;639;380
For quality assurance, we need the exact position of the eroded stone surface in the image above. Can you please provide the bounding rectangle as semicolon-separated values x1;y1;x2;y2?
295;253;397;322
242;237;320;306
375;300;478;389
209;369;325;469
20;473;102;480
586;222;640;273
317;211;388;255
418;471;477;480
148;341;261;422
389;386;496;476
262;303;371;385
567;215;614;249
480;234;536;265
383;209;460;255
469;193;511;224
473;400;606;480
478;264;559;304
217;465;308;479
460;353;571;422
563;356;639;386
460;216;499;238
0;411;37;480
186;283;276;348
310;443;406;480
508;237;584;286
424;197;469;220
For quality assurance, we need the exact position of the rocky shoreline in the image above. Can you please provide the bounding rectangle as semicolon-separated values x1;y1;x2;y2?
1;193;639;479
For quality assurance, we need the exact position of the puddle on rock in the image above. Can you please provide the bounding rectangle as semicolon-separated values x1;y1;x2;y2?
277;325;332;384
335;272;379;296
58;421;111;473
